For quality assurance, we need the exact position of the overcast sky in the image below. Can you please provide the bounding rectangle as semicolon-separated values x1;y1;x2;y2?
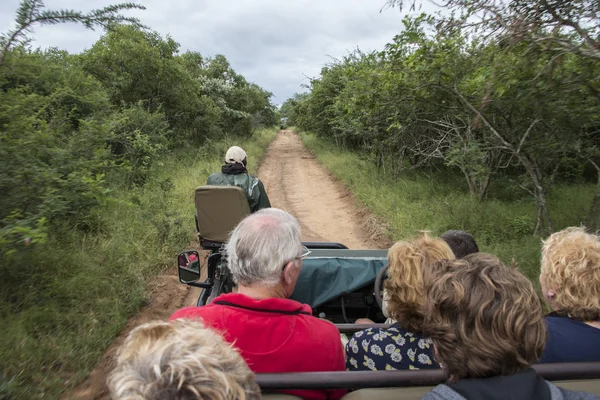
0;0;433;104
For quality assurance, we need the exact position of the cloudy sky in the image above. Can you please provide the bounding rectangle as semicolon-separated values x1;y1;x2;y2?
0;0;433;104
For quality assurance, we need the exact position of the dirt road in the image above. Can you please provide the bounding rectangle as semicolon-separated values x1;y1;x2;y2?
259;130;382;249
64;130;384;399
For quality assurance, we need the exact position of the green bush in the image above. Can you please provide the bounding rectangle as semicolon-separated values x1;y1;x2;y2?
104;104;171;186
0;128;277;399
0;13;278;397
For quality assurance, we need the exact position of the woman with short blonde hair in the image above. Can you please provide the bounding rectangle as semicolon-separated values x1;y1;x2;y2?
346;232;454;371
108;319;261;400
385;232;456;332
538;227;600;363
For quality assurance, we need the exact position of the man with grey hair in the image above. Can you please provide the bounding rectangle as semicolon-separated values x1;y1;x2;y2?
170;208;346;400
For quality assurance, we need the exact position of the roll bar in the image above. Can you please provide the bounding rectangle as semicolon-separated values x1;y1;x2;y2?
302;241;349;250
255;363;600;390
336;324;390;334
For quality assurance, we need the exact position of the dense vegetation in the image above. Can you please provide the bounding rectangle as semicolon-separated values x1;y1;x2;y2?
0;1;278;398
300;130;592;283
283;0;600;238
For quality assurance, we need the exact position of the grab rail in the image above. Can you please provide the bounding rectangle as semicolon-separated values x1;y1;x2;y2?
255;363;600;390
302;241;349;250
336;324;390;334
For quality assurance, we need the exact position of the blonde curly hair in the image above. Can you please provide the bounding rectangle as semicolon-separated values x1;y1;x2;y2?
541;226;600;321
384;232;455;333
108;319;261;400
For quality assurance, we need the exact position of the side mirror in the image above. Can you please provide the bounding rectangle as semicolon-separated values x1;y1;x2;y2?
178;250;201;283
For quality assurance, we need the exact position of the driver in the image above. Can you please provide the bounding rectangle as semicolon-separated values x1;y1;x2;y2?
170;208;346;400
207;146;271;213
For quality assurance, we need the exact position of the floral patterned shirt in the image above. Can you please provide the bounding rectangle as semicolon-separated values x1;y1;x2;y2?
345;324;439;371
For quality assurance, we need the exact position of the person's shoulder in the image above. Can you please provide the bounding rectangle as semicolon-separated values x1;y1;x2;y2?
350;326;390;340
301;314;340;335
353;325;434;352
244;173;262;182
169;306;212;321
248;174;263;184
350;325;413;343
546;314;570;325
545;315;600;335
421;384;465;400
206;172;224;183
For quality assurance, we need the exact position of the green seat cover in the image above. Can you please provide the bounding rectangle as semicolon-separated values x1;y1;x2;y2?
291;249;388;308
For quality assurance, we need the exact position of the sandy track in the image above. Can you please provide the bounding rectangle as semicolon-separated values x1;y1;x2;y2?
63;130;384;399
258;130;381;249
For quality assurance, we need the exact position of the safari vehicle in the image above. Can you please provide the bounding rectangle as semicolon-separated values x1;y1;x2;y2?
177;185;600;399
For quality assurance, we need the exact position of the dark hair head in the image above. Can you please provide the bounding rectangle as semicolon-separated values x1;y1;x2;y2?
423;253;546;382
440;230;479;258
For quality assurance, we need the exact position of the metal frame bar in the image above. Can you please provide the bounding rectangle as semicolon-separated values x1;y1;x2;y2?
255;363;600;390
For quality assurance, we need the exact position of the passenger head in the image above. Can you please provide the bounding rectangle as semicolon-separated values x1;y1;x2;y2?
226;208;304;293
423;253;546;382
440;230;479;258
108;319;261;400
540;227;600;321
225;146;247;167
384;232;455;333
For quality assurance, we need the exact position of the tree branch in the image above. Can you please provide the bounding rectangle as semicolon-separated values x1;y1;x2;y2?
0;0;146;67
452;85;515;151
516;119;540;155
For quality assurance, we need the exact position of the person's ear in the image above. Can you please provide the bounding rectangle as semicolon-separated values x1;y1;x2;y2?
282;261;295;285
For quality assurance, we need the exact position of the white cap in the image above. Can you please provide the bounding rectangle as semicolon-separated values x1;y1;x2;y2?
225;146;247;164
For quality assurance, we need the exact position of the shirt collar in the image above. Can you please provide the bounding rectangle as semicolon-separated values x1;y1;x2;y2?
214;293;313;314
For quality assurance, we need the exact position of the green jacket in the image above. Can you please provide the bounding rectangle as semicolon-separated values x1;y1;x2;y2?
206;172;271;213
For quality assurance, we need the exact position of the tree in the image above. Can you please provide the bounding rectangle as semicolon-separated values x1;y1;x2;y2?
0;0;145;67
288;10;600;234
386;0;600;60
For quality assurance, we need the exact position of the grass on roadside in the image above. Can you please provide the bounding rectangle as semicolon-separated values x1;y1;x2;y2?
0;128;276;400
299;129;595;282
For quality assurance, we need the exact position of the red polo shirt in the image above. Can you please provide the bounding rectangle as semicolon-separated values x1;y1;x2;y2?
170;293;346;400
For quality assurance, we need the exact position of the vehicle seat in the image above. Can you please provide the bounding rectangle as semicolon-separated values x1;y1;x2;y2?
553;380;600;395
341;387;433;400
195;185;251;250
339;380;600;400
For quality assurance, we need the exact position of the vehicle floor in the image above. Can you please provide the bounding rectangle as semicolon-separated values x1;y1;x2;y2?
62;129;387;399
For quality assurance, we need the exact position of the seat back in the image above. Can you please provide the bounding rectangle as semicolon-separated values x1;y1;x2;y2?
341;387;433;400
195;185;250;246
553;380;600;396
339;380;600;400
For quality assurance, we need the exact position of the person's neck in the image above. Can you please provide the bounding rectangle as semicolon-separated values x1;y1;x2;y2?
238;284;288;300
585;320;600;329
